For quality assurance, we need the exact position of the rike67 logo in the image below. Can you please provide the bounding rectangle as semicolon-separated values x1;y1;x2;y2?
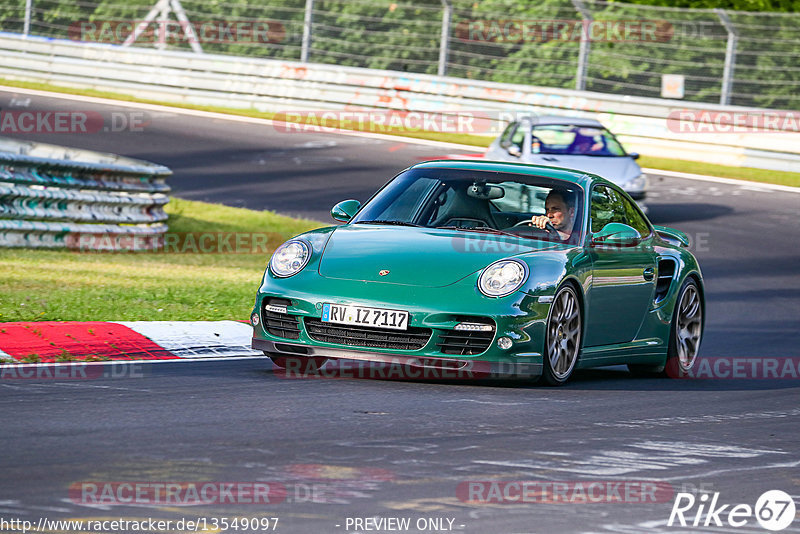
668;490;796;531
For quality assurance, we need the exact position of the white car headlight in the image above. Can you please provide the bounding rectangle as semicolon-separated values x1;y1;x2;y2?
622;173;647;193
270;240;310;278
478;260;528;298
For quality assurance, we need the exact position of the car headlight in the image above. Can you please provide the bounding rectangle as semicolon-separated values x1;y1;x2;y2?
622;173;647;192
478;260;528;298
270;240;310;278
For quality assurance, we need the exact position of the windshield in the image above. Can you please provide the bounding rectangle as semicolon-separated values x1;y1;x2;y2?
531;125;626;156
351;168;584;244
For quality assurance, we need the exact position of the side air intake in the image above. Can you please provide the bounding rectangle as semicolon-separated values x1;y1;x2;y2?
655;259;677;303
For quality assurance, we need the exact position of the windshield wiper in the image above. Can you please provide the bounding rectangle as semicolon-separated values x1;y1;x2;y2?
358;220;424;227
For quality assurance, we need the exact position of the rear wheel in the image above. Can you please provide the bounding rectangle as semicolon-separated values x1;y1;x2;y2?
628;278;703;378
542;285;582;386
267;354;328;374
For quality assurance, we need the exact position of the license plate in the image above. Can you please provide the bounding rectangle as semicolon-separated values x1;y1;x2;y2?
321;303;409;331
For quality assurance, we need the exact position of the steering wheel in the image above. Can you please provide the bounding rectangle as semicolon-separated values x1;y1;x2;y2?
512;219;559;236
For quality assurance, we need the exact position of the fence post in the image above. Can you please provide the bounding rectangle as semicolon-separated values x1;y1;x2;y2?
301;0;314;62
23;0;32;36
716;9;738;106
572;0;592;92
170;0;203;54
438;0;452;77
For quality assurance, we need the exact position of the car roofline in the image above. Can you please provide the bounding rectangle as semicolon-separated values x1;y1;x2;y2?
410;159;604;188
514;114;606;128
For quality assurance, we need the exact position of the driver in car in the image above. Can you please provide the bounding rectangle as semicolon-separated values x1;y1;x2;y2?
569;132;605;155
529;189;576;241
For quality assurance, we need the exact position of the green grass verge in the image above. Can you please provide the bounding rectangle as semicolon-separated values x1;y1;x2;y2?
0;199;323;322
5;77;798;187
638;156;800;187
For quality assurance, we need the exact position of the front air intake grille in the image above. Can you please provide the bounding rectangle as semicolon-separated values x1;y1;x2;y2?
304;318;431;350
262;298;300;339
437;330;494;355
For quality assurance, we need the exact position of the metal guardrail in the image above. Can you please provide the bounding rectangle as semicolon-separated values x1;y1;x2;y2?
0;33;798;173
0;135;170;250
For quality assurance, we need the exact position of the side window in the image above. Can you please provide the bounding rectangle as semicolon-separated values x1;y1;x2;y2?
620;195;651;237
591;185;651;237
509;125;525;150
590;185;626;233
499;122;517;148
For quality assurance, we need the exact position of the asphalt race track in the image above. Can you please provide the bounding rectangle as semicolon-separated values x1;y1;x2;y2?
1;88;799;533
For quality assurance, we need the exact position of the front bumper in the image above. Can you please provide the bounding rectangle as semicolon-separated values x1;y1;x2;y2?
251;275;551;379
252;338;542;379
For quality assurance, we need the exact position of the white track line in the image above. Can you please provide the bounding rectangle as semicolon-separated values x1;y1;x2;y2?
1;84;797;193
642;167;800;193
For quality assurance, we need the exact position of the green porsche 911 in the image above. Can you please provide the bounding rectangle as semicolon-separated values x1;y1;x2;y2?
251;160;704;385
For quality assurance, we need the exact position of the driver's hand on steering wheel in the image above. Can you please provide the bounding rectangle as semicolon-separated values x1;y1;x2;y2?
530;215;551;229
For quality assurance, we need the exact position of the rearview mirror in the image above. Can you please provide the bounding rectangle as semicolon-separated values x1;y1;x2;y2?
507;145;522;158
331;199;361;222
591;223;641;247
629;152;640;160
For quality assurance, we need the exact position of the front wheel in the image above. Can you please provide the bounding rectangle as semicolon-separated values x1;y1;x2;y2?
542;285;583;386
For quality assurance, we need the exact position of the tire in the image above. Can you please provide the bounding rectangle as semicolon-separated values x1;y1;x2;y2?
664;278;703;378
628;278;703;379
542;284;583;386
267;354;328;374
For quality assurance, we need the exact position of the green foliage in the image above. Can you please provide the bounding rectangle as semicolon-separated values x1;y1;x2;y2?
2;0;799;107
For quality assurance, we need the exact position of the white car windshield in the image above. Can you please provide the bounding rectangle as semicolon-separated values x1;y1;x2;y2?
532;125;626;156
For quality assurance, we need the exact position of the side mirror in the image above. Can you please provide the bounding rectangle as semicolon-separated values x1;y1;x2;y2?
331;199;361;223
591;223;641;247
507;145;522;158
629;152;640;160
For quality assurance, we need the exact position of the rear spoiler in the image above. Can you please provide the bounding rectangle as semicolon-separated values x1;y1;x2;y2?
653;225;690;248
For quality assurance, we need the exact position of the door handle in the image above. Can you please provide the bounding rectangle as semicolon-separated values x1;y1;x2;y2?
643;267;655;281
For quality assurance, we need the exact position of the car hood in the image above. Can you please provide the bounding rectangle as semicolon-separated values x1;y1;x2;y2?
318;225;562;287
524;155;640;184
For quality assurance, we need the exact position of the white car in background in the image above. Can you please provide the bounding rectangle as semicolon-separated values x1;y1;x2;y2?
485;115;647;208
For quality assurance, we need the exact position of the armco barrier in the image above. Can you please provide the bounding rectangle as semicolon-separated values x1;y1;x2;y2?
0;136;170;250
0;33;798;172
